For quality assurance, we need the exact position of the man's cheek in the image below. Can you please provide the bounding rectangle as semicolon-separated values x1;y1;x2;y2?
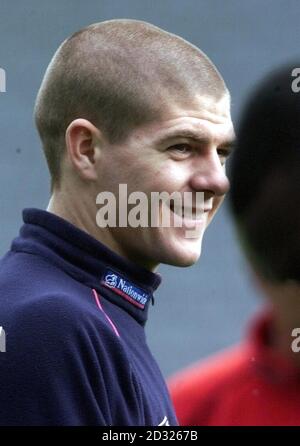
208;196;224;224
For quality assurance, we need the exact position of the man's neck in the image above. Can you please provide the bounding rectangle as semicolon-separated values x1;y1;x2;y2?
47;188;157;272
47;191;99;242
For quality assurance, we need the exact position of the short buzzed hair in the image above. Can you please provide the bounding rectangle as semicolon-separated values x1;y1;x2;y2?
34;19;228;191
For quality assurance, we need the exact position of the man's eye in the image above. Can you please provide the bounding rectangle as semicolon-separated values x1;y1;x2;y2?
217;148;230;163
168;144;192;156
217;148;229;156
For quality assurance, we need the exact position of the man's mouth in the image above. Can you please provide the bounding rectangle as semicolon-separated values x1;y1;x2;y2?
169;202;209;220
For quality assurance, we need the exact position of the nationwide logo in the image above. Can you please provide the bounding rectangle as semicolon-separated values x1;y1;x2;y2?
101;270;150;310
104;273;118;288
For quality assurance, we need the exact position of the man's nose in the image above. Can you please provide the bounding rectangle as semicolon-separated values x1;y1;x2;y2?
189;154;230;196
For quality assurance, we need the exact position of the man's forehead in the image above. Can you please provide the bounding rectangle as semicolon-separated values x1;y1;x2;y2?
153;118;235;148
126;93;234;146
188;93;231;118
147;99;234;143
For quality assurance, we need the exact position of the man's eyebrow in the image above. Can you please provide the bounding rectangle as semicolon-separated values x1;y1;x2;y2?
155;129;236;150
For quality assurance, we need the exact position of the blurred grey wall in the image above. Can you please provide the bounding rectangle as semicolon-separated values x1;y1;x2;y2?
0;0;299;377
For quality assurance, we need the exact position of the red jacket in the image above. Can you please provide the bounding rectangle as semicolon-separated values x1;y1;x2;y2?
168;311;300;426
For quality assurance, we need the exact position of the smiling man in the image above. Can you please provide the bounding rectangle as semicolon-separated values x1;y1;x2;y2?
0;19;234;426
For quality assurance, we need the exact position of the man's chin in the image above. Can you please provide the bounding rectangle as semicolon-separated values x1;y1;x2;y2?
162;245;202;267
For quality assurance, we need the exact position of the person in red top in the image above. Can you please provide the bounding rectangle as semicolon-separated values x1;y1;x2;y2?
168;62;300;426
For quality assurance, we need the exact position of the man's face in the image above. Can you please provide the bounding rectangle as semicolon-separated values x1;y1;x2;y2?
96;94;235;270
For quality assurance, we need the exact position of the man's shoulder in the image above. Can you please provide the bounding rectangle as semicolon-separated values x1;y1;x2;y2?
0;247;74;287
0;290;126;426
0;249;104;328
14;290;117;337
4;289;122;365
0;248;122;355
15;290;90;324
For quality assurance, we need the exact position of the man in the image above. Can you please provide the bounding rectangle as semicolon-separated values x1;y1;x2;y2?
168;63;300;426
0;19;234;425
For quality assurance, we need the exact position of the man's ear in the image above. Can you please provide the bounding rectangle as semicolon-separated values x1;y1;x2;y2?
65;118;103;181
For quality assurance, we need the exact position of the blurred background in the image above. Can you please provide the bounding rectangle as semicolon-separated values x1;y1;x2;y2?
0;0;299;377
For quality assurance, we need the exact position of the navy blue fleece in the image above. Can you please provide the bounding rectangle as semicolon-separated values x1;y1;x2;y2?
0;208;178;426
